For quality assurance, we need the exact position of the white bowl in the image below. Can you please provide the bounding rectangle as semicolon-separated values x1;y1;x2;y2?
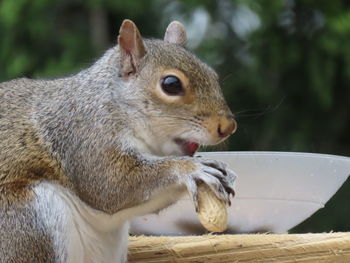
130;152;350;235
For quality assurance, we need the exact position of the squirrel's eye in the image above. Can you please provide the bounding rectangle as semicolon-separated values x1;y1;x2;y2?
161;76;184;96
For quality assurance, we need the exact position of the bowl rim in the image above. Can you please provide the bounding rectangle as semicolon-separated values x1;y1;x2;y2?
197;151;350;162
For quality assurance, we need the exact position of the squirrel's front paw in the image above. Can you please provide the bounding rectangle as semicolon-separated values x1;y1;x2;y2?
181;158;237;211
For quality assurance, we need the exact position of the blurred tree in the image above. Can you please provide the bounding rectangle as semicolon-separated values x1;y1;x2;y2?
0;0;349;233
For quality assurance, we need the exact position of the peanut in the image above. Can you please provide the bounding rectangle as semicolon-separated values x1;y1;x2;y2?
196;183;228;232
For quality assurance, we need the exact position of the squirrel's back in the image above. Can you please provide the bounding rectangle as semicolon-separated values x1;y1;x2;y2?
0;78;66;204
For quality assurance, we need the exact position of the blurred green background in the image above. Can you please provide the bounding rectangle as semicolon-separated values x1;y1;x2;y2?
0;0;349;233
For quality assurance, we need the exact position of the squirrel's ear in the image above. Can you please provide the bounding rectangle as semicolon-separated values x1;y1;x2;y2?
118;19;146;78
164;21;187;46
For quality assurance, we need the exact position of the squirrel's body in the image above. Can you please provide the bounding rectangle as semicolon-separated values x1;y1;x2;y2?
0;20;237;262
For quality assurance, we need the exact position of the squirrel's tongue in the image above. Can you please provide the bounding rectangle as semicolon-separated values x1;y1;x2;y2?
174;138;200;156
184;141;199;156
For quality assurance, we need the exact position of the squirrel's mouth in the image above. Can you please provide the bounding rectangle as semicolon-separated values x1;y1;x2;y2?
174;138;199;156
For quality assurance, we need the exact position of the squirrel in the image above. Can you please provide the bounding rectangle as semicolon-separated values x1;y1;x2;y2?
0;19;237;263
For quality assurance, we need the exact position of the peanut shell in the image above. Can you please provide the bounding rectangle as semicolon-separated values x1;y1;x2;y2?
196;183;228;232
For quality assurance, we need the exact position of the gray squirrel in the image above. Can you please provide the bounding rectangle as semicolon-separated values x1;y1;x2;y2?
0;19;237;263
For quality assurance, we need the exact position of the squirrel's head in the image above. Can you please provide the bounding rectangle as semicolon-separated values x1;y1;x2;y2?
116;19;236;156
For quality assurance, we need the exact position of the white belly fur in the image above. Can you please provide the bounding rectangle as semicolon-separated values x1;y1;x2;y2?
33;182;130;263
32;182;184;263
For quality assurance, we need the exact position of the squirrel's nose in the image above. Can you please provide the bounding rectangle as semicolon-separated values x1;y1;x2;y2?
217;117;237;138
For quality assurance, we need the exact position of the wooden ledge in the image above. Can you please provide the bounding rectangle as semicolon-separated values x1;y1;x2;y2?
128;232;350;262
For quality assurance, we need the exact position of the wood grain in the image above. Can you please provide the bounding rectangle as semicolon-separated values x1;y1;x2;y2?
128;232;350;262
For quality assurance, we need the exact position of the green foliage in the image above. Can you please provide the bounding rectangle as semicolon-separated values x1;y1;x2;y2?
0;0;349;233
